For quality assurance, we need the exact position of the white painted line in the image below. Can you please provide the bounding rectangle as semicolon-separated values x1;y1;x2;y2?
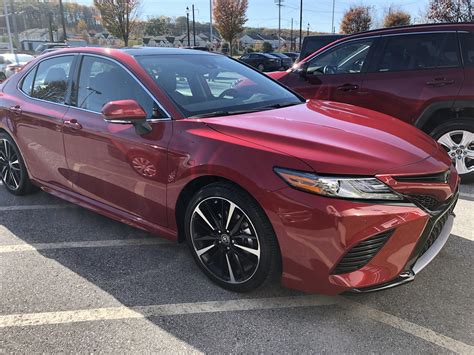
0;204;75;212
0;295;336;328
0;238;169;253
340;298;474;355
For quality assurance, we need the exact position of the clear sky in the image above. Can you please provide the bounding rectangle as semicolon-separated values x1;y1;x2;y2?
73;0;431;33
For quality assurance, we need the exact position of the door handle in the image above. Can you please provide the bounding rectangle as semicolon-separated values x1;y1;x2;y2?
64;119;83;130
337;84;359;92
8;105;22;115
426;78;454;87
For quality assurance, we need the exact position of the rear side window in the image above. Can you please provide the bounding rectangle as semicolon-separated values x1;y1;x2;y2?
31;56;74;104
460;32;474;67
375;33;461;72
20;68;36;96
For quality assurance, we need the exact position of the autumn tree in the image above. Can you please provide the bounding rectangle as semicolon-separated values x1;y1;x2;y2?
213;0;248;56
76;19;89;33
427;0;473;22
94;0;140;47
384;8;411;27
340;6;372;34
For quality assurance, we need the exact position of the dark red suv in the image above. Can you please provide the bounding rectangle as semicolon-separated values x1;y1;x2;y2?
269;24;474;182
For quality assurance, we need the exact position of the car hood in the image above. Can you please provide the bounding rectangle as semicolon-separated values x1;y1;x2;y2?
203;100;443;176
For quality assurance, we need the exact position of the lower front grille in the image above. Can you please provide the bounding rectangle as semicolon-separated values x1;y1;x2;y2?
332;230;394;275
407;194;441;210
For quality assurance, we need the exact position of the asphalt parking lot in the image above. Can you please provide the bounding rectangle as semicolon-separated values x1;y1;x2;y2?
0;182;473;353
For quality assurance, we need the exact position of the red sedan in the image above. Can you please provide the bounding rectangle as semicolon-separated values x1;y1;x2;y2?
0;48;459;294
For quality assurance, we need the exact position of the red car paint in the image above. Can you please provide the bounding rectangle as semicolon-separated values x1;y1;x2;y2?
0;47;459;294
268;23;474;127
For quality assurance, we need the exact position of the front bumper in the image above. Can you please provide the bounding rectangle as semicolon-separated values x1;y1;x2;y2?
264;182;459;295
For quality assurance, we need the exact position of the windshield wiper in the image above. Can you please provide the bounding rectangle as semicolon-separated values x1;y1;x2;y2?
189;102;303;118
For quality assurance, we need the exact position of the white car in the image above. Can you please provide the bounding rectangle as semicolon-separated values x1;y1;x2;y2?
0;53;34;81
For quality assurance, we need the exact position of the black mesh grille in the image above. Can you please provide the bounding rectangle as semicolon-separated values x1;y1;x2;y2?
407;194;440;210
332;230;394;275
419;203;455;256
394;171;450;184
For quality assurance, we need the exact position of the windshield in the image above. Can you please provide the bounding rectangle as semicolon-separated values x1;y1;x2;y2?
136;54;303;117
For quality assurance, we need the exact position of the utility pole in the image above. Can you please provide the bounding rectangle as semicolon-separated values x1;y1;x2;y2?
331;0;335;33
48;12;54;42
192;4;196;46
299;0;303;51
275;0;283;50
210;0;213;49
9;0;19;50
58;0;67;42
307;23;309;36
290;18;293;51
2;0;14;54
186;7;190;46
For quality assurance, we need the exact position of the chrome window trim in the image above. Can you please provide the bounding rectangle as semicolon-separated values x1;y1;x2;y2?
16;52;172;122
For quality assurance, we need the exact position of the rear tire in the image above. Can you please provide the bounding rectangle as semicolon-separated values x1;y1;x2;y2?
184;182;281;292
430;119;474;183
0;132;37;195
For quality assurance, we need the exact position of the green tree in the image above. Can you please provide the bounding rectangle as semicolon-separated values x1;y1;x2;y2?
261;41;272;53
144;17;168;36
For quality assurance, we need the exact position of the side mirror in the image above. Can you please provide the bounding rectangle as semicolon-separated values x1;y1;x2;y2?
101;99;152;135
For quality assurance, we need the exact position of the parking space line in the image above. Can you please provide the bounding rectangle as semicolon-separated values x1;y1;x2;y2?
0;204;75;212
340;298;474;354
0;295;337;328
0;238;169;253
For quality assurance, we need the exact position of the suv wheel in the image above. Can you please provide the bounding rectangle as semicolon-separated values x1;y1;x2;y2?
431;119;474;183
184;182;280;292
0;133;37;195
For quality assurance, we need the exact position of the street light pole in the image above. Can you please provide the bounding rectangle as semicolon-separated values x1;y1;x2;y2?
192;4;196;46
2;0;14;54
331;0;335;33
186;7;190;46
58;0;67;42
290;18;293;51
307;23;309;36
299;0;303;51
210;0;213;49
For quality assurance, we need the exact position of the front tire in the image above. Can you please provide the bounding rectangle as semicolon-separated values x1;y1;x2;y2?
184;182;280;292
431;119;474;183
0;133;37;195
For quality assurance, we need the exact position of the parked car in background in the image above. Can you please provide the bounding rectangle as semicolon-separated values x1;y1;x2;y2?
0;47;460;295
239;52;281;71
268;53;293;70
282;52;299;63
269;23;474;182
184;46;210;51
0;53;34;81
34;43;70;55
299;34;346;62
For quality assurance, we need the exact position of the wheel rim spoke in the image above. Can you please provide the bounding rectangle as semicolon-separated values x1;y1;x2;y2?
437;133;455;149
190;197;260;284
459;131;473;148
465;149;474;160
455;157;469;174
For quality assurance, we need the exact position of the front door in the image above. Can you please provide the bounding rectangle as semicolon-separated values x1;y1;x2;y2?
62;55;172;227
280;38;376;106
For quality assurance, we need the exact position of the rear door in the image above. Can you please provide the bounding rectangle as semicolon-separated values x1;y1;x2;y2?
9;55;76;189
280;37;377;105
359;32;464;124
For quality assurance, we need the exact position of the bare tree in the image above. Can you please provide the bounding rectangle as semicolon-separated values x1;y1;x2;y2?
213;0;248;56
384;8;411;27
340;6;372;34
94;0;140;47
427;0;473;22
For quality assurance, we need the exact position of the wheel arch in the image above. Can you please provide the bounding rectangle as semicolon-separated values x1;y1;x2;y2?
415;100;474;134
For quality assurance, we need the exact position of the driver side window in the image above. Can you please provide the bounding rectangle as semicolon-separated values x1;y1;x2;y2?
307;39;373;75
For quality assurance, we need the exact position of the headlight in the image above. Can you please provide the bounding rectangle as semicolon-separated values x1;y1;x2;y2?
274;168;403;201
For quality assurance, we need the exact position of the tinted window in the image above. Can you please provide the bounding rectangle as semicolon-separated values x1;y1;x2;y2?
136;54;302;117
301;35;346;59
307;39;373;75
20;68;36;96
32;56;73;104
460;32;474;67
75;56;159;117
376;33;460;72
